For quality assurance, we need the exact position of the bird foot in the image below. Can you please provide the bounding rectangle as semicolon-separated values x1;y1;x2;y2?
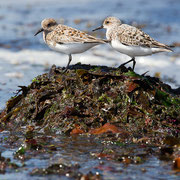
48;64;56;78
118;64;134;72
141;71;149;76
48;64;63;78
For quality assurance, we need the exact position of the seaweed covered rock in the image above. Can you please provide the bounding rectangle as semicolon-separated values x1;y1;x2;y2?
0;64;180;143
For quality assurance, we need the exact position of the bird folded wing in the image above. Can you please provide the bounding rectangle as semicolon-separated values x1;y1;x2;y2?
118;24;170;49
51;25;105;44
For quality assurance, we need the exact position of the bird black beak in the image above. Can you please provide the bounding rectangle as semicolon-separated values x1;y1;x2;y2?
92;25;103;31
34;28;44;36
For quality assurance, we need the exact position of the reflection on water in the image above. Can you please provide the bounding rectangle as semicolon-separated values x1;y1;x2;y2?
0;132;179;180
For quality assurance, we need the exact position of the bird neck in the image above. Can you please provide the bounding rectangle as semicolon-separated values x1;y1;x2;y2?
43;30;50;43
106;26;117;41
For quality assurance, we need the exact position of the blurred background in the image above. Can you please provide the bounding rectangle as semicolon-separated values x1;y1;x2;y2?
0;0;180;110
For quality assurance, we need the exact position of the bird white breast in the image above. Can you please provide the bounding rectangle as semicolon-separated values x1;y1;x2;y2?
48;42;99;55
111;40;154;57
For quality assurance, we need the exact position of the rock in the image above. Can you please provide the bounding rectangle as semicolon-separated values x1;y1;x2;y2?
0;63;179;144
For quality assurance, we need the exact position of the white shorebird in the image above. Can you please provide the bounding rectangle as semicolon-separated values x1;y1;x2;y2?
34;18;106;72
93;17;173;70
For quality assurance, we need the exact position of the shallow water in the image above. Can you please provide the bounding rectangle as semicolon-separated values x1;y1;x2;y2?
0;132;179;180
0;0;180;179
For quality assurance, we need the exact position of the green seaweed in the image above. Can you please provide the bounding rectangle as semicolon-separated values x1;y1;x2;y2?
0;64;179;144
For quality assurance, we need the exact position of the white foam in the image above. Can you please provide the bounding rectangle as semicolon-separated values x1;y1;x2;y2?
0;48;179;87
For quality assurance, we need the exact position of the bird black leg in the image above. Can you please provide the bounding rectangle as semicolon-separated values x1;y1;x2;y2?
132;57;136;71
63;54;72;73
48;64;56;78
119;57;136;71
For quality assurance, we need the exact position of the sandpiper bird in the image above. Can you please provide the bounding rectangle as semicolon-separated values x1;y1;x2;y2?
93;17;173;70
34;18;106;72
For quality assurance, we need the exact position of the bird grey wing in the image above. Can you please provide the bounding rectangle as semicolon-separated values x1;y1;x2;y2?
71;34;105;44
52;25;105;44
117;24;169;49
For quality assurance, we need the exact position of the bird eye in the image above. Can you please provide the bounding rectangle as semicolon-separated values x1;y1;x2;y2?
106;21;109;24
47;23;51;27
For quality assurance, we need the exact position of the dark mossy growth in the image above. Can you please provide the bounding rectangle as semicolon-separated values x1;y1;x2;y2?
30;163;102;179
0;152;19;173
0;64;180;144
